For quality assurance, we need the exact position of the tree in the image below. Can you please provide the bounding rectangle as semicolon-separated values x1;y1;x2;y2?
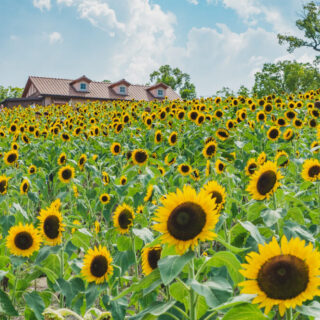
214;86;234;98
237;85;251;97
103;80;111;83
0;86;23;102
149;65;196;99
252;60;320;97
277;1;320;56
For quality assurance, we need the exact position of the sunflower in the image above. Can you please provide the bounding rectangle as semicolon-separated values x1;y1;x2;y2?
205;160;211;177
267;126;280;141
153;185;220;254
165;154;176;166
81;245;113;284
247;161;283;200
245;158;258;176
144;185;154;202
57;153;67;166
311;141;320;153
102;171;110;185
120;176;127;185
20;179;30;195
142;246;162;275
216;129;229;141
4;150;18;166
28;165;37;175
178;163;191;176
111;142;121;155
6;223;41;257
21;133;30;144
168;132;178;146
38;200;65;246
132;149;148;166
100;193;110;204
137;205;144;214
202;141;217;159
239;236;320;316
0;175;9;195
11;142;19;150
78;154;87;170
94;221;100;234
301;159;320;182
215;159;225;174
257;151;267;165
275;150;289;168
256;111;266;122
202;180;226;211
58;165;75;183
190;169;200;181
113;203;135;234
154;130;162;144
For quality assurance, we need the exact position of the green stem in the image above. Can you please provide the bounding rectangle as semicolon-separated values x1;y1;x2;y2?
317;182;320;208
172;305;189;319
189;259;196;320
272;192;277;210
163;312;180;320
60;247;64;308
286;308;292;320
203;310;218;320
11;268;18;308
130;230;138;279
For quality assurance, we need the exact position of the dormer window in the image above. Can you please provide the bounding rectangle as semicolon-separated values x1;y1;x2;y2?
157;89;164;97
119;86;126;94
80;83;87;91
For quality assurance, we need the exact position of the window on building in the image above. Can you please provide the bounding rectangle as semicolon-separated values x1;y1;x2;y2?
120;86;126;94
80;83;87;91
157;89;164;97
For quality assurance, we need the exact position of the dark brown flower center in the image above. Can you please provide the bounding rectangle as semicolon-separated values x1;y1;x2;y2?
181;165;190;173
22;182;28;193
248;163;257;174
256;170;277;195
90;255;108;278
114;145;120;153
0;180;7;193
62;168;72;180
190;111;198;120
102;195;108;202
147;248;161;270
257;254;309;299
156;133;162;141
308;165;320;178
7;153;17;163
206;145;216;156
170;134;177;143
135;151;147;163
218;130;228;138
167;202;206;240
14;231;33;250
210;191;222;204
118;209;133;229
44;215;60;239
269;129;279;139
218;163;224;171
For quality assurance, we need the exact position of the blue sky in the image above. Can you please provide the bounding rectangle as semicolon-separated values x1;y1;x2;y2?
0;0;316;96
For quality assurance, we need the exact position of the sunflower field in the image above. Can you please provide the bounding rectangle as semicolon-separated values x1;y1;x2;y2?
1;92;320;320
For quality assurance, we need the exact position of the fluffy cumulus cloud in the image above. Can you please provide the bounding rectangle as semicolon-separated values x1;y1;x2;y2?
33;0;51;11
49;31;63;44
57;0;74;6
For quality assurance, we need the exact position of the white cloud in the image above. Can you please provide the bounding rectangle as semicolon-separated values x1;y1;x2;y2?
57;0;73;6
187;0;199;4
10;35;18;40
77;0;125;33
49;32;63;44
33;0;51;11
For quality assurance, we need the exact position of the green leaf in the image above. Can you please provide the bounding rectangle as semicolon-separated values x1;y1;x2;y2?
35;266;58;283
158;251;195;285
296;301;320;317
0;271;8;281
215;235;249;253
189;279;220;308
0;289;18;316
169;282;189;312
205;251;244;285
24;292;45;320
222;303;267;320
260;208;282;227
117;235;132;252
86;282;101;310
132;228;154;243
212;294;256;311
11;203;28;220
286;207;305;224
239;221;265;244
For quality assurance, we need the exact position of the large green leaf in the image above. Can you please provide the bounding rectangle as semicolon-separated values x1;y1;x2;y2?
296;301;320;317
24;292;45;320
239;221;265;244
222;303;267;320
0;289;18;316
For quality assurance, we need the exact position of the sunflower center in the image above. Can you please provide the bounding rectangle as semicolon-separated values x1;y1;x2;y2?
269;129;279;139
14;231;33;250
210;191;222;204
156;133;161;141
148;248;161;270
308;165;320;178
80;158;85;165
62;169;72;180
218;130;228;138
114;145;120;153
206;145;216;156
118;209;133;229
102;196;108;202
90;255;108;278
256;170;277;195
181;165;190;173
22;182;28;192
248;163;257;174
0;180;7;193
44;215;60;239
170;134;177;143
135;151;147;163
7;153;17;163
257;254;309;300
167;202;206;241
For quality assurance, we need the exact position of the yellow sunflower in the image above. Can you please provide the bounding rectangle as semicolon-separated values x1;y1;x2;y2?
111;142;121;155
78;154;87;170
100;193;110;204
57;153;67;166
113;203;135;234
178;163;192;176
20;179;30;195
142;246;162;275
168;132;178;146
154;130;163;144
153;185;220;254
202;141;217;159
132;149;148;166
144;185;154;202
215;159;225;174
246;161;283;200
202;180;226;211
245;158;258;176
239;236;320;317
120;176;127;185
275;150;289;168
6;223;41;257
38;200;65;246
283;128;294;141
58;165;75;183
267;126;280;141
102;171;110;185
28;165;37;175
216;128;229;141
81;245;113;284
257;151;267;165
0;175;9;195
301;159;320;182
4;150;18;166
